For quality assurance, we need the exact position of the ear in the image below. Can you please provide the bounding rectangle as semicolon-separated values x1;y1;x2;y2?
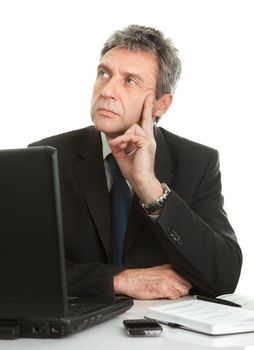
153;93;173;119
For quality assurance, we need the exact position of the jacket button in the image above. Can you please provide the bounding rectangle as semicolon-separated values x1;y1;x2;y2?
167;227;183;246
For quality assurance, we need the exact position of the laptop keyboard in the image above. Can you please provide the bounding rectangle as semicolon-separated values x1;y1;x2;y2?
68;302;106;316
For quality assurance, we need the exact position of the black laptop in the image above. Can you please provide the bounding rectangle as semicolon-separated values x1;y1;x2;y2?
0;146;133;339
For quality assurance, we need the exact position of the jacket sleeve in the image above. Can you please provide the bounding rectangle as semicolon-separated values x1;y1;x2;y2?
153;150;242;297
66;260;125;298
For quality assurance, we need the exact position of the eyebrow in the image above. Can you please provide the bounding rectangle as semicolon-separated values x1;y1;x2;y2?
97;64;144;83
97;63;111;72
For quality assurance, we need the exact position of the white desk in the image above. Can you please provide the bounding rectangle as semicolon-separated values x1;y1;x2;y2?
1;300;254;349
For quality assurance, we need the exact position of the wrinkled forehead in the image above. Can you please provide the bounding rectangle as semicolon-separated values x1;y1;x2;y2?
100;47;159;83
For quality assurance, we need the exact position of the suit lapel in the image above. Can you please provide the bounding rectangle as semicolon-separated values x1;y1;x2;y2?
73;128;112;259
124;126;175;256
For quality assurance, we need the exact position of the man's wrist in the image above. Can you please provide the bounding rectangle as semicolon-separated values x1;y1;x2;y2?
133;177;163;203
113;271;125;295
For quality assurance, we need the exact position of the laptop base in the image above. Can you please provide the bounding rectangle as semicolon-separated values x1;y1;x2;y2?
0;296;133;339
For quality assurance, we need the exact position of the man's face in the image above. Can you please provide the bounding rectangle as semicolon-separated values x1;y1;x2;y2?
91;48;159;139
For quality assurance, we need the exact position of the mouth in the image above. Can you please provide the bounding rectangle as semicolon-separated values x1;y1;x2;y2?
97;107;119;118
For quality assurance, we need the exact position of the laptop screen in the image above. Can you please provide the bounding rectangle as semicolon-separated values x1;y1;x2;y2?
0;147;68;319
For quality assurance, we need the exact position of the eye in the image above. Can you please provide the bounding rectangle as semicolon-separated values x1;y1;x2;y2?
126;77;137;85
97;70;110;80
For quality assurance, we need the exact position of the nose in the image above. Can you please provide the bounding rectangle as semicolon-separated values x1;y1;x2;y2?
101;77;119;100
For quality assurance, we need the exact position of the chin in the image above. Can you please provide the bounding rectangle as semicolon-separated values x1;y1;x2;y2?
93;118;124;136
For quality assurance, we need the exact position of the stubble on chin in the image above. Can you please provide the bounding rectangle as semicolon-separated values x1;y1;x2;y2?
91;116;121;139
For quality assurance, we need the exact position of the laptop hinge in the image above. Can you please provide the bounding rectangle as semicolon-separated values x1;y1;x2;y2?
0;325;20;339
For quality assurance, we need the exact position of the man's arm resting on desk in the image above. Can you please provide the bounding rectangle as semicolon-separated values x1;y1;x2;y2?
113;264;192;299
66;260;191;300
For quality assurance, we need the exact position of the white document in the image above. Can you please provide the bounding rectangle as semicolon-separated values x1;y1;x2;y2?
146;296;254;335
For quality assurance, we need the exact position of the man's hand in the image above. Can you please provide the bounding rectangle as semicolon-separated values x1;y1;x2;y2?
108;94;163;205
113;264;192;300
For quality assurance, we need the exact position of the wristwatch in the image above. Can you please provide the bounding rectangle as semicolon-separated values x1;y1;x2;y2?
140;183;171;215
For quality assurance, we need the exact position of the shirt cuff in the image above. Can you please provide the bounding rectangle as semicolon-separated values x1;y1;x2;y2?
148;214;159;221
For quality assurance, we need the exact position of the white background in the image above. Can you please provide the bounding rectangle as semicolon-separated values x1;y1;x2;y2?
0;0;253;294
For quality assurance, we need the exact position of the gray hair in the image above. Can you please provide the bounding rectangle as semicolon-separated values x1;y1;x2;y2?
100;25;182;98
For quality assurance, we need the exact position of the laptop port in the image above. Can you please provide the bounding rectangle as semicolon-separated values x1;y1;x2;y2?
32;325;45;334
50;324;64;337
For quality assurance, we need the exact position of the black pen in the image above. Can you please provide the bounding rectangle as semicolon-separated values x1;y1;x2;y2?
195;295;241;307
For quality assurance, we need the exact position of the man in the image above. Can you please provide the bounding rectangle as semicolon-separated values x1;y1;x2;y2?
30;25;242;299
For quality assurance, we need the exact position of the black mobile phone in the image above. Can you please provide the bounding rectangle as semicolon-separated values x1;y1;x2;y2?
123;318;163;336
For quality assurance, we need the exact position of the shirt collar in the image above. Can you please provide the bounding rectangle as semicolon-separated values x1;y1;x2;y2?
101;132;112;160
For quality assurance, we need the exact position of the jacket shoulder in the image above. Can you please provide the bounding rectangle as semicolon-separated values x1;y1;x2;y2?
29;126;97;151
157;127;218;161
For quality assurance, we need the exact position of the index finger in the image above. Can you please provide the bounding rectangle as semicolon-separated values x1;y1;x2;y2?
140;94;155;135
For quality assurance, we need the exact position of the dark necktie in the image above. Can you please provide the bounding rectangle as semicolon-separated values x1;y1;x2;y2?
107;154;132;266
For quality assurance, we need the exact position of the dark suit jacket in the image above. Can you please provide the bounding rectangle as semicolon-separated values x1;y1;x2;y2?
30;126;242;297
